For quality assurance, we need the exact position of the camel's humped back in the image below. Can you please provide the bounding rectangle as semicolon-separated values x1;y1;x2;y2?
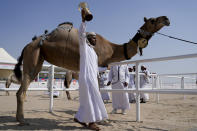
41;22;114;70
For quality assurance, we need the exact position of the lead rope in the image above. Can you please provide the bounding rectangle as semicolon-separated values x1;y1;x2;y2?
156;32;197;45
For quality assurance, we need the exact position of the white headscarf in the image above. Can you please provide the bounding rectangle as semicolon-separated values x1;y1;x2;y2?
86;32;96;37
86;32;96;48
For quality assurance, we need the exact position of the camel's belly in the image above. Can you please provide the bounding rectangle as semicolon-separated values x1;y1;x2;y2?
42;42;80;71
46;52;80;71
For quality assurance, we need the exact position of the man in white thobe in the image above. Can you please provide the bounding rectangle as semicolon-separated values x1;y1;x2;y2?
196;75;197;85
140;65;150;103
107;65;130;115
74;9;108;131
128;67;136;103
99;70;110;103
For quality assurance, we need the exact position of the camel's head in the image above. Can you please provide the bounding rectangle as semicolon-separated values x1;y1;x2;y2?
132;16;170;56
141;16;170;36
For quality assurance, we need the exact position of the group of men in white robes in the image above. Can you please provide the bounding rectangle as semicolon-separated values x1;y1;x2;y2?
98;64;151;117
128;65;151;103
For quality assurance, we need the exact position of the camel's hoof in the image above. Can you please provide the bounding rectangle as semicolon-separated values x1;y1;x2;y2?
67;97;72;100
18;122;30;126
16;117;20;122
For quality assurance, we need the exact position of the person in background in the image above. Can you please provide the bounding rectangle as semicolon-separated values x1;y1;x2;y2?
99;70;110;103
74;9;108;131
107;64;130;115
128;66;136;103
196;75;197;85
140;65;151;103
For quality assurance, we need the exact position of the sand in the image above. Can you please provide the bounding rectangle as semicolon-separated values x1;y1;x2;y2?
0;91;197;131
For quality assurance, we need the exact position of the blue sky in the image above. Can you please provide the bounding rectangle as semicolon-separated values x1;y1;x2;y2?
0;0;197;74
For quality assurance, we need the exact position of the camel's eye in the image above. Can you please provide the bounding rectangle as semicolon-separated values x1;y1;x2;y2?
150;19;155;24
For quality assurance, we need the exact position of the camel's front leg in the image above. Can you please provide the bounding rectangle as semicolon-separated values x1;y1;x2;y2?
66;91;71;100
16;75;30;125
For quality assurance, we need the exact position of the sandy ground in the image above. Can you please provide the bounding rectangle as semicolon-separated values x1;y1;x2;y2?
0;91;197;131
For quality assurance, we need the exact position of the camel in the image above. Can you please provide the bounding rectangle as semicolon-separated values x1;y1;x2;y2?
13;16;170;125
6;73;21;88
5;72;73;99
64;70;78;100
5;73;21;96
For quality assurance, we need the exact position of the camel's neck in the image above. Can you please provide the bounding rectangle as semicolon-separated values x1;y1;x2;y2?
132;30;153;43
106;31;153;65
126;31;153;58
105;40;137;65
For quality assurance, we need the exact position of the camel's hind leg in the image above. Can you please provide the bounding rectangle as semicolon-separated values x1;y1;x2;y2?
16;74;31;125
16;46;44;125
64;71;72;100
5;79;11;96
6;91;10;96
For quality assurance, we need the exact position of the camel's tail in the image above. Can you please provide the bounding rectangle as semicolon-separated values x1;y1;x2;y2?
14;48;25;81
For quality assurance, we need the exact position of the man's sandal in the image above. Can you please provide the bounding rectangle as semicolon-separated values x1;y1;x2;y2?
73;118;87;127
88;123;101;131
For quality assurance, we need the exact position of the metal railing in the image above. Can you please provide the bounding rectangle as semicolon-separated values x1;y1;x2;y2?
1;53;197;122
101;53;197;122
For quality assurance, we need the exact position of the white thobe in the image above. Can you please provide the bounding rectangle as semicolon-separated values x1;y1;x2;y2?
75;22;108;123
99;71;110;100
196;75;197;85
140;70;150;101
128;72;136;101
108;65;130;110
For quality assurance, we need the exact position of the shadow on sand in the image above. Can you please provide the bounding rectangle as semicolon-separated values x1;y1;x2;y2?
0;116;88;130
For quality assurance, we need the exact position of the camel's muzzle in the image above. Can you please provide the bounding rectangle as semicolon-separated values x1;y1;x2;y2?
164;17;170;26
164;20;170;26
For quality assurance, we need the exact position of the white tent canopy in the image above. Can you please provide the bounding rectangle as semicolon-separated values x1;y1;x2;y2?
0;48;17;64
0;48;17;79
0;48;67;80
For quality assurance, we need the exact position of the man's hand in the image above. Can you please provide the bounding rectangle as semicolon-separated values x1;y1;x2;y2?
107;81;111;86
123;82;128;87
81;9;86;22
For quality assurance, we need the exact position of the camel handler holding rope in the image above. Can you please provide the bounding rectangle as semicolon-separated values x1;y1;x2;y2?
74;2;108;131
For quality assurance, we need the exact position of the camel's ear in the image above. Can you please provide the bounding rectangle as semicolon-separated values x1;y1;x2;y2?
144;17;148;22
